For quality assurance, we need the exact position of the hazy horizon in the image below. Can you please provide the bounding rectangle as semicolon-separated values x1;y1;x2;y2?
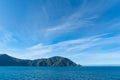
0;0;120;66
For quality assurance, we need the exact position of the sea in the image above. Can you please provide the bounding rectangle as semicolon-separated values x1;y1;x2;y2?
0;66;120;80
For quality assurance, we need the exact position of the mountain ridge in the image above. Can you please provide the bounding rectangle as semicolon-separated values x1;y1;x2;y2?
0;54;79;66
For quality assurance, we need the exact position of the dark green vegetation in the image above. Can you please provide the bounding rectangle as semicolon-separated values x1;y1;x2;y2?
0;54;78;66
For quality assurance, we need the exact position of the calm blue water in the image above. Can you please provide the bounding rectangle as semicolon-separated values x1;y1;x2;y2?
0;67;120;80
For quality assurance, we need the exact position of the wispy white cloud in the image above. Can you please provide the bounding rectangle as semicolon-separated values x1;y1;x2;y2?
0;27;18;58
0;27;16;46
17;33;120;61
1;30;120;65
45;0;119;38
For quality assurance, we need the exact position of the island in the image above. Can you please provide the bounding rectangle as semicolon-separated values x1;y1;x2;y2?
0;54;79;66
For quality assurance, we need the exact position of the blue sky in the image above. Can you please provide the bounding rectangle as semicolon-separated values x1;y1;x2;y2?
0;0;120;66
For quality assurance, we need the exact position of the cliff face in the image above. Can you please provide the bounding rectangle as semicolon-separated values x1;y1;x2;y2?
0;54;78;66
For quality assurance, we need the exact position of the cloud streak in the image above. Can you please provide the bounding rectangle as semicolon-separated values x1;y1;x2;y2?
45;0;119;39
16;32;120;65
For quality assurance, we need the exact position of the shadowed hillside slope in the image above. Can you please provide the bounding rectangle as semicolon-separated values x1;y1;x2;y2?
0;54;79;66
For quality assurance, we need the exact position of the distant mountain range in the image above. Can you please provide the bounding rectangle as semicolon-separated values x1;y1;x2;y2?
0;54;79;66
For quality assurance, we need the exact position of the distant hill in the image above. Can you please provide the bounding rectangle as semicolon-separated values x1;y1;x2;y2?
0;54;79;66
